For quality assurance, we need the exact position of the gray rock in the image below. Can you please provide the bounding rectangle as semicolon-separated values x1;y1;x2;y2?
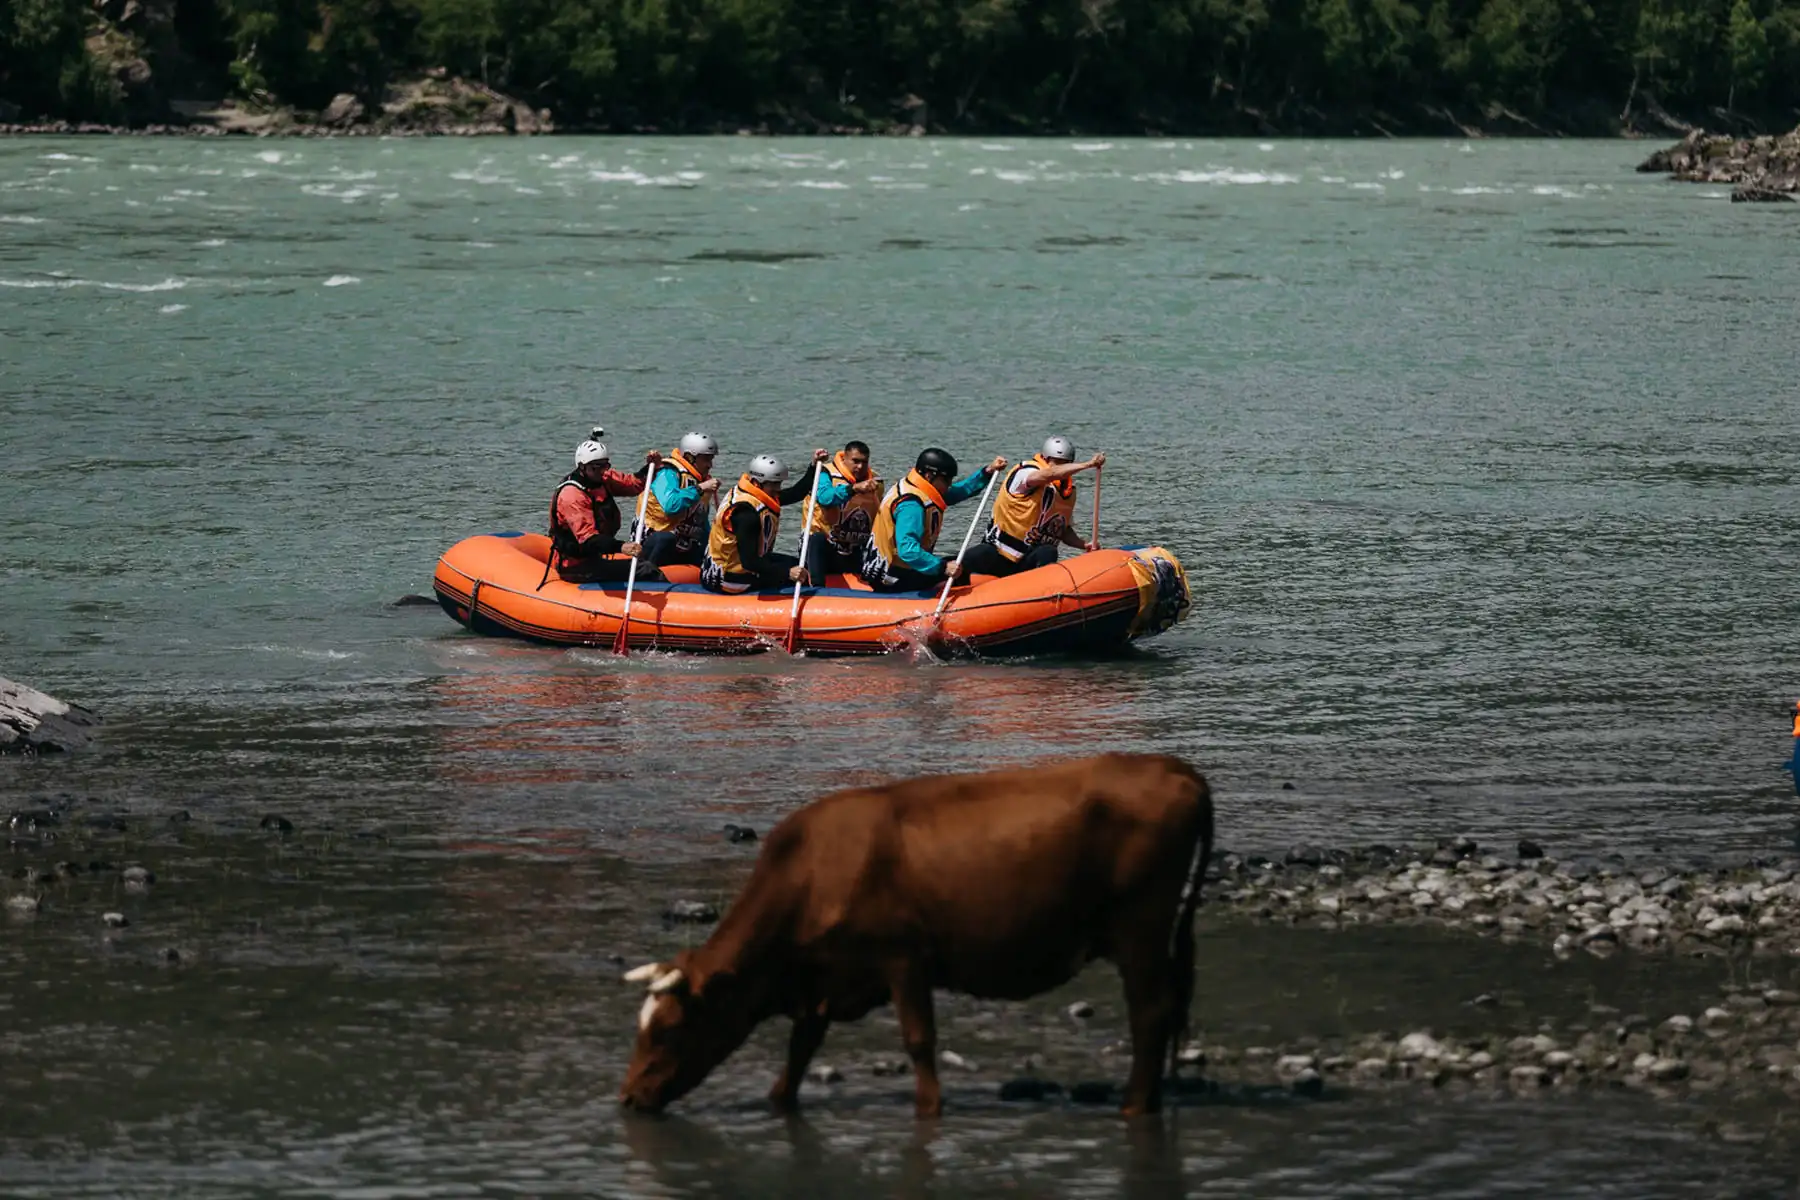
1;675;102;754
1763;989;1800;1006
1396;1032;1443;1060
1543;1051;1576;1070
1067;1000;1095;1020
1510;1065;1549;1086
121;866;154;889
1467;993;1499;1007
663;899;719;923
1466;1051;1496;1070
1647;1057;1690;1082
101;911;128;927
1276;1053;1318;1077
940;1050;978;1072
1518;839;1545;860
5;894;39;913
809;1063;843;1084
1663;1015;1694;1033
870;1059;908;1076
1176;1043;1205;1066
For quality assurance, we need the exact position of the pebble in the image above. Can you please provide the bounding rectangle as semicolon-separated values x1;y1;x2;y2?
808;1063;843;1084
121;866;154;891
1466;1051;1496;1070
1176;1043;1205;1066
1275;1053;1318;1077
1510;1065;1549;1086
1066;1001;1094;1020
1702;1007;1733;1027
1764;990;1800;1006
662;900;719;923
1396;1032;1443;1060
1647;1057;1690;1082
1543;1051;1577;1070
1355;1058;1391;1078
101;911;128;927
1664;1015;1694;1033
1467;993;1499;1008
940;1050;978;1071
870;1059;908;1076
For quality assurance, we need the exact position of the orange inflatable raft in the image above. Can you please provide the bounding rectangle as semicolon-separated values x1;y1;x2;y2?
433;532;1191;657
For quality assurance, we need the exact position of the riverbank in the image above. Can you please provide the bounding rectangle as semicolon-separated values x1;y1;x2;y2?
8;797;1800;1155
2;80;1790;140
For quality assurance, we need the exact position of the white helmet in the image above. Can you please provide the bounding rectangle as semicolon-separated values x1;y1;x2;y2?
679;431;719;458
1042;435;1075;463
746;453;788;485
575;440;610;467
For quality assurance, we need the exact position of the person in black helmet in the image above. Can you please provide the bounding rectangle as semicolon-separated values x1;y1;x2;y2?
860;448;1007;593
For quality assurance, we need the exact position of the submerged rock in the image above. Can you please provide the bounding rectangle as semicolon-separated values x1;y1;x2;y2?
662;899;719;924
260;815;295;834
998;1078;1064;1102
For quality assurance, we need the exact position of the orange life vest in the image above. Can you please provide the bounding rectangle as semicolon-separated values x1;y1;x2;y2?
808;450;879;553
705;476;782;581
867;470;947;578
642;449;710;543
985;454;1076;561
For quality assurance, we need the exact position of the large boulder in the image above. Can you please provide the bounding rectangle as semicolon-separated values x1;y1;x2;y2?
0;676;101;754
1639;125;1800;195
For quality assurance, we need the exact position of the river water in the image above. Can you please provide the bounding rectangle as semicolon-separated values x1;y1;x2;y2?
2;136;1798;1194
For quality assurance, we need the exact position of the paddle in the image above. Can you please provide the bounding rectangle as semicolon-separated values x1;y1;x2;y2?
785;463;825;654
930;466;1002;631
612;461;658;656
1091;461;1102;548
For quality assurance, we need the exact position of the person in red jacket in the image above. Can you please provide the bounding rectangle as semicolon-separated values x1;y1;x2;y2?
549;440;663;583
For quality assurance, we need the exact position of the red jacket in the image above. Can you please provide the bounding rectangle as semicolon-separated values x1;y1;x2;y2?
550;467;648;566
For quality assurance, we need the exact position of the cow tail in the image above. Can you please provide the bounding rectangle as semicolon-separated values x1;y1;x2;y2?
1166;777;1213;1079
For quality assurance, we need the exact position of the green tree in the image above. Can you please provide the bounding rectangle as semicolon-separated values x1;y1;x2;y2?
1725;0;1768;105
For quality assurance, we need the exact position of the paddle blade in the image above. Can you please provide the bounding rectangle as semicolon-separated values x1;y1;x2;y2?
611;621;630;656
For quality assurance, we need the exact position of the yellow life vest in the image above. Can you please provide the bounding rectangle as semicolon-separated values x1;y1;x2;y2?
986;455;1076;561
870;470;947;569
642;450;710;541
808;450;880;552
705;477;781;577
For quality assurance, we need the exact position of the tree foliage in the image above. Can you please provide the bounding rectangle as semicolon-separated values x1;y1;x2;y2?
3;0;1799;126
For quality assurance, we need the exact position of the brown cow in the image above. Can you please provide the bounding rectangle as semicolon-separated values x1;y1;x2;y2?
618;753;1213;1118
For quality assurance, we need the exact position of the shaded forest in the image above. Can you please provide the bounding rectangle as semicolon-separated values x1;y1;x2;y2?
3;0;1799;131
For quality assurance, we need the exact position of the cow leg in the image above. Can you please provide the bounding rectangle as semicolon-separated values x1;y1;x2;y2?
1117;942;1178;1117
769;1013;830;1113
890;970;942;1118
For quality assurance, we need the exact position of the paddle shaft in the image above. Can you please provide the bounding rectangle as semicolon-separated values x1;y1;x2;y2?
785;465;824;652
613;461;659;655
932;467;1001;622
1091;463;1102;547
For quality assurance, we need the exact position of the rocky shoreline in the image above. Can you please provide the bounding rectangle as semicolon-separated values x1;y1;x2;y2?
10;797;1800;1148
1638;125;1800;201
0;75;554;140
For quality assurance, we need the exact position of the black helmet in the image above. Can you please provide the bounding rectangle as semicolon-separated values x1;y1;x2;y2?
915;448;958;477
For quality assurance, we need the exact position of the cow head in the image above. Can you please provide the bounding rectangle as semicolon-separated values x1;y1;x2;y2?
618;955;755;1112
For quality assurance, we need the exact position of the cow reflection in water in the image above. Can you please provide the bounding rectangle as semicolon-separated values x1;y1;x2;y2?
619;753;1213;1118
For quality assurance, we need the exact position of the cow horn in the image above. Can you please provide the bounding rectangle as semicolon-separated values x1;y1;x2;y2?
648;968;686;994
622;962;666;984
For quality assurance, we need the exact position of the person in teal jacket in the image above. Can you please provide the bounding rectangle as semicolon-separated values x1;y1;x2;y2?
860;448;1006;592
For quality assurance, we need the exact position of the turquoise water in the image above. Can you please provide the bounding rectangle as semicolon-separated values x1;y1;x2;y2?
2;134;1798;1195
3;135;1794;855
